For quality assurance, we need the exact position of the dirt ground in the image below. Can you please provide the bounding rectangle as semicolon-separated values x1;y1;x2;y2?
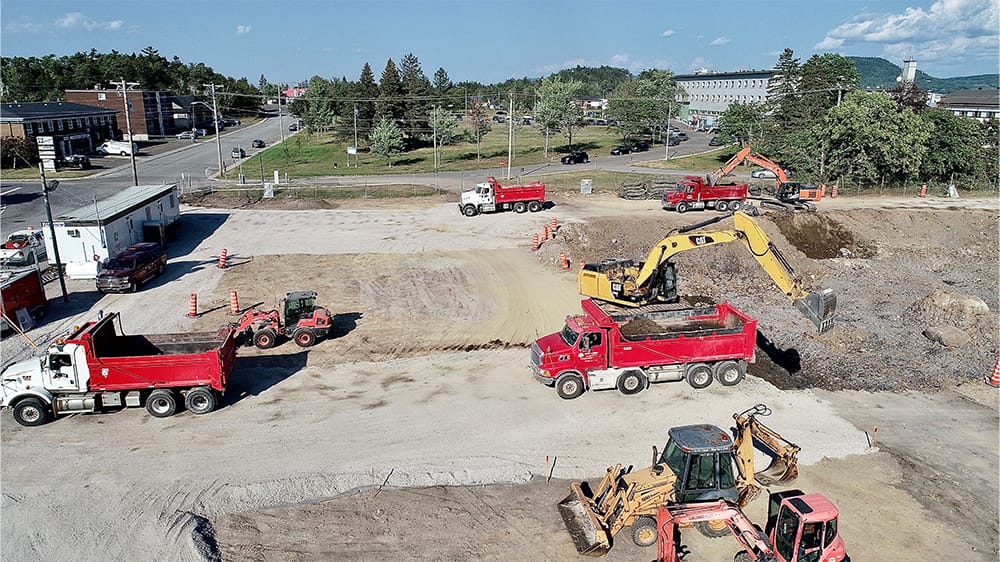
1;190;997;562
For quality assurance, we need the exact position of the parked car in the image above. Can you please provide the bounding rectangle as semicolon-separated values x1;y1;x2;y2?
610;145;632;156
96;141;137;156
631;141;651;152
750;168;789;179
709;136;723;146
670;131;689;141
95;243;167;294
58;154;91;170
668;137;681;146
0;229;47;266
193;128;208;136
176;130;199;140
232;147;246;159
289;123;299;131
251;139;265;148
561;151;589;165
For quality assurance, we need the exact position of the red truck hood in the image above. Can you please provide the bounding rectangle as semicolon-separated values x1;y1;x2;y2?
536;332;572;357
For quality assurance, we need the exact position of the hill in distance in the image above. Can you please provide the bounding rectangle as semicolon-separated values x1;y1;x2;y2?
848;56;998;93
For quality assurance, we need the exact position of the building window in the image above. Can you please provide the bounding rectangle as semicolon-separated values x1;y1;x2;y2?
47;120;54;131
67;229;80;238
98;93;106;100
25;123;33;134
76;118;83;128
56;120;63;131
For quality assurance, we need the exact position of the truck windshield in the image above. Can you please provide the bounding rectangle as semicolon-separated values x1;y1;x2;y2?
103;258;135;270
559;325;579;347
661;440;687;479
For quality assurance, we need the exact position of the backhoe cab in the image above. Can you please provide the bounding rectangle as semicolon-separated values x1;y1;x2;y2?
577;211;837;332
558;404;800;556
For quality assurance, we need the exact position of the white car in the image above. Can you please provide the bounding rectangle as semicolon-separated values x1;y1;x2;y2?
750;168;790;179
96;141;138;156
0;229;46;265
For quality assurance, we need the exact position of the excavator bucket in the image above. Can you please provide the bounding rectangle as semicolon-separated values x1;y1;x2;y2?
558;484;611;557
794;288;837;333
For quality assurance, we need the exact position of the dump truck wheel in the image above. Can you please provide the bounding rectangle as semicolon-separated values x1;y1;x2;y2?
528;200;542;212
462;204;479;217
12;397;51;426
253;328;278;349
185;387;217;415
617;371;646;395
685;363;713;389
676;202;689;213
729;200;742;212
293;328;317;347
146;390;178;418
714;360;745;386
715;200;728;212
514;201;527;213
556;374;585;400
631;516;658;547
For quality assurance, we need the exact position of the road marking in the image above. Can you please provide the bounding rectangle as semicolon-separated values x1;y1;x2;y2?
0;187;22;197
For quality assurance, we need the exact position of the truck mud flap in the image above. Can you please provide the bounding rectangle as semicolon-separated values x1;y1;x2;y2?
558;484;611;557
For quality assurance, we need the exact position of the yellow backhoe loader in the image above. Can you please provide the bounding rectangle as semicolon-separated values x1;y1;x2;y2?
576;210;836;332
558;404;800;557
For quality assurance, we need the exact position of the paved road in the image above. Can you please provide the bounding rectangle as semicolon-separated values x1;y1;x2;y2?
0;117;288;238
0;121;719;238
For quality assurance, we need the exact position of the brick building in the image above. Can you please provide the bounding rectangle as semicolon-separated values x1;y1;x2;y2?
1;101;119;158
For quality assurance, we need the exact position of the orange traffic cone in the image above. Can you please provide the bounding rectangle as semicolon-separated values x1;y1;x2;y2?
542;224;550;241
831;184;838;198
551;217;558;232
919;184;927;197
986;359;1000;387
229;291;240;315
218;248;228;269
187;293;198;318
560;253;569;271
531;233;539;251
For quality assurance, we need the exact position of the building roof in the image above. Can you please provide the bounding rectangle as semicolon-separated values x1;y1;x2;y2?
938;89;1000;108
675;69;774;80
50;184;177;226
0;101;118;122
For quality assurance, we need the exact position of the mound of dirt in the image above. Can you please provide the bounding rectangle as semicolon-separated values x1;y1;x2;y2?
770;212;877;259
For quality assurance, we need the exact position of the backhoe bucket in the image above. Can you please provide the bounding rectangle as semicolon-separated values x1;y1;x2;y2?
794;288;837;333
755;455;799;486
558;484;611;557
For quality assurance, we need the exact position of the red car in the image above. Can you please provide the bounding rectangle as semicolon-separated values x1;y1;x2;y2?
96;243;167;293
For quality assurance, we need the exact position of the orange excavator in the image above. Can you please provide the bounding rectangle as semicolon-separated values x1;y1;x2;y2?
710;147;822;211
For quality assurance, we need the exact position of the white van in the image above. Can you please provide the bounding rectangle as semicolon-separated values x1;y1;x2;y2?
97;140;138;156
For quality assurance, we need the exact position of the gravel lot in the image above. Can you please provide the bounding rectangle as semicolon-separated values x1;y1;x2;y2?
1;191;997;561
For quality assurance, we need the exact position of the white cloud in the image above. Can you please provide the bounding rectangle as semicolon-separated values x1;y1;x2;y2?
817;0;998;62
661;29;675;37
610;53;629;65
709;36;731;46
688;57;713;72
54;12;123;31
236;25;252;35
4;18;43;33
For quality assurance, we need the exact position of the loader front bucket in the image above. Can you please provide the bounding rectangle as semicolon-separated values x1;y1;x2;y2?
794;288;837;333
558;484;611;557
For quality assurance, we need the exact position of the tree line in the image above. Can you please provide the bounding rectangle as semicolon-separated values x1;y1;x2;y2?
717;49;997;190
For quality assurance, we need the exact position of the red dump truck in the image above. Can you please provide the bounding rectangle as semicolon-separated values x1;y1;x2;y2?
1;269;47;333
0;312;237;426
530;299;757;399
662;176;748;213
459;176;546;216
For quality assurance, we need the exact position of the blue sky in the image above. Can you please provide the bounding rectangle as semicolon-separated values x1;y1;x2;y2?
2;0;997;85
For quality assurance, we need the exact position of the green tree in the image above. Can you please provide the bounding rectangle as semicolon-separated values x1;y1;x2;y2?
428;106;458;171
718;101;766;146
767;48;801;129
376;58;403;124
400;53;432;141
918;108;985;183
822;90;931;185
535;76;584;152
355;63;379;140
433;67;452;97
369;117;404;167
978;119;999;190
468;97;492;160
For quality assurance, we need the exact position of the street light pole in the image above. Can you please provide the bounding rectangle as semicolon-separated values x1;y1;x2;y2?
204;83;225;178
38;164;68;302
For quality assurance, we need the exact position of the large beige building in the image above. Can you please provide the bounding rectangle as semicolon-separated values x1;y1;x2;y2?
674;69;774;130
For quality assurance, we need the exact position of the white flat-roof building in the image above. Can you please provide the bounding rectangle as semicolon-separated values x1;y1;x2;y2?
674;69;774;129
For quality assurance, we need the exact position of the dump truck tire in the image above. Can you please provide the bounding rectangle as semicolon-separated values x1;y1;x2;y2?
462;204;479;217
716;200;729;212
528;200;542;212
685;363;713;389
676;201;689;213
617;370;646;395
185;387;217;415
729;200;742;212
556;374;585;400
146;390;178;418
514;201;527;213
631;516;658;547
12;397;51;426
714;360;745;386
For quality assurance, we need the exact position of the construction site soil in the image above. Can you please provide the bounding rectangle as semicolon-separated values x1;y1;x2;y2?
2;191;997;562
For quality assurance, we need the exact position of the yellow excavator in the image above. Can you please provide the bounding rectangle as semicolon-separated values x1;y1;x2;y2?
559;404;801;557
576;210;837;332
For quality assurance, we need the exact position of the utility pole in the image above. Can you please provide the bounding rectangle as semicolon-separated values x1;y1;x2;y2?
115;78;140;186
204;83;225;178
432;106;438;173
278;93;286;143
353;102;359;168
506;92;514;180
38;165;68;302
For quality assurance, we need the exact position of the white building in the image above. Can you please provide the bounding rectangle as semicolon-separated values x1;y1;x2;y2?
674;69;774;129
43;184;181;279
937;89;1000;123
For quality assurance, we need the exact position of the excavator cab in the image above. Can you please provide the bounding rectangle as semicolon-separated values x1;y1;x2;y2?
765;490;848;562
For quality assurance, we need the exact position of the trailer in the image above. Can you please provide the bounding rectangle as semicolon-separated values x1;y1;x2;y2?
1;312;237;426
1;269;47;333
459;176;546;216
530;299;757;399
